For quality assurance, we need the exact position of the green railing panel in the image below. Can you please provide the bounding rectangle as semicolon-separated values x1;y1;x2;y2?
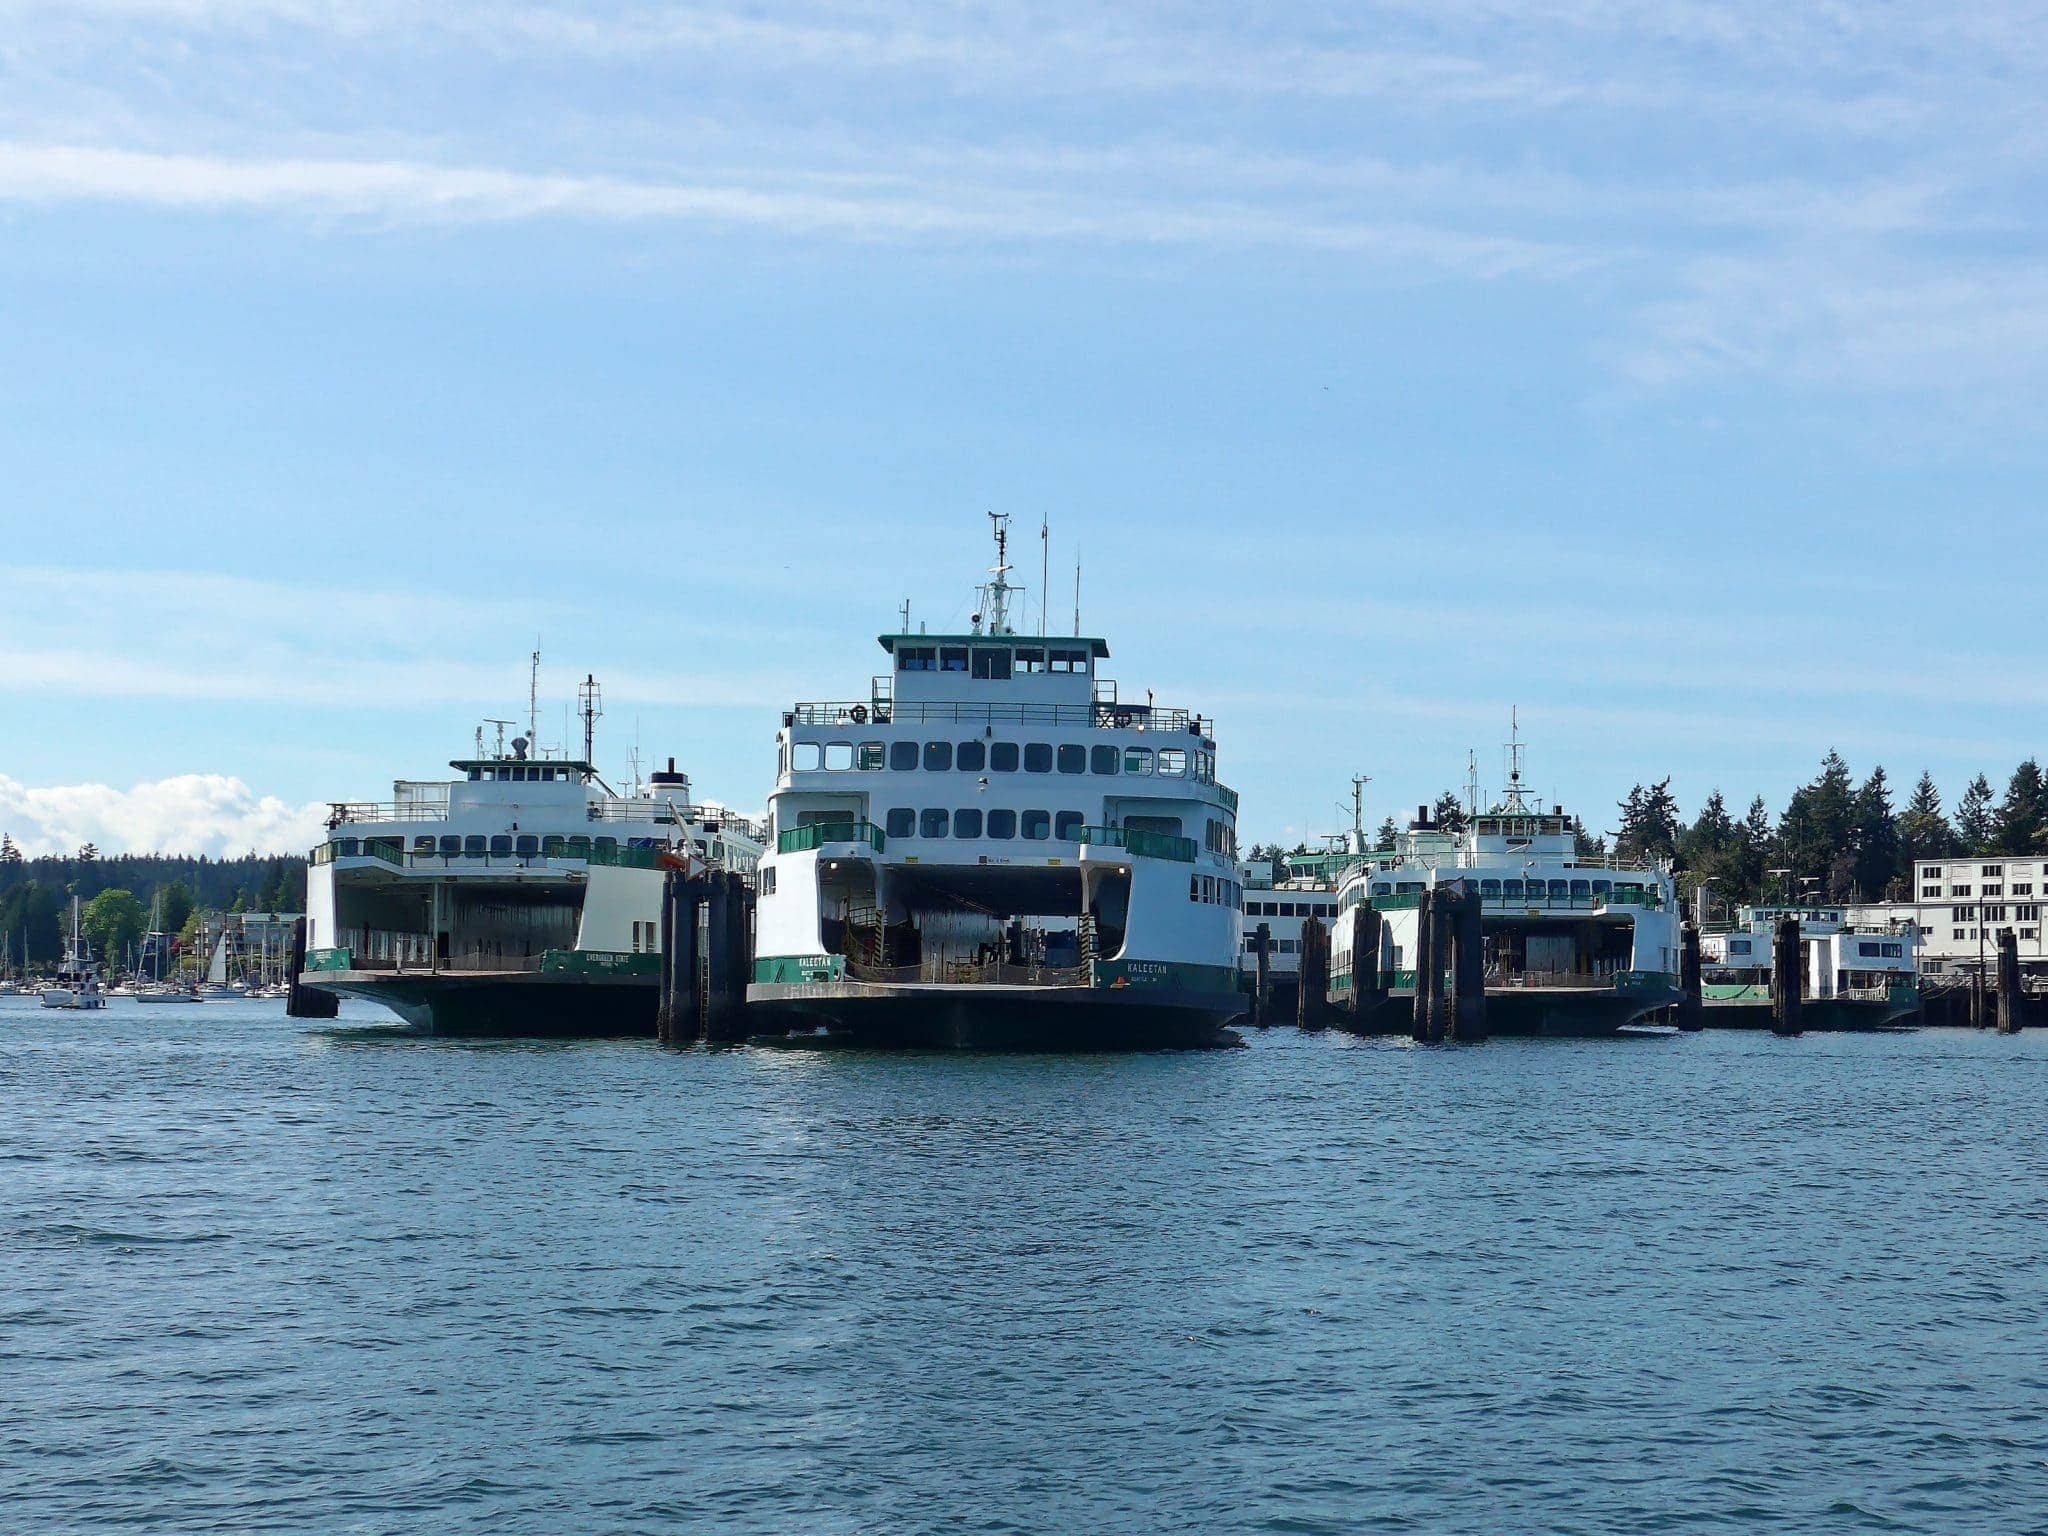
777;821;887;855
1077;825;1197;863
305;947;354;972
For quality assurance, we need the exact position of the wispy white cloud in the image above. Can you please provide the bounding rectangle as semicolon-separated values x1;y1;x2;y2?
0;771;325;856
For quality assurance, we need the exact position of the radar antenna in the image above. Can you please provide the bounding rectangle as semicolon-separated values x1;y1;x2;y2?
977;511;1018;636
483;718;514;760
1500;707;1533;814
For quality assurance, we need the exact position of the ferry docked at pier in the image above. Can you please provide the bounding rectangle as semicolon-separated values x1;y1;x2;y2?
299;682;763;1036
747;518;1246;1049
1327;773;1682;1036
1237;843;1358;1018
1699;906;1921;1030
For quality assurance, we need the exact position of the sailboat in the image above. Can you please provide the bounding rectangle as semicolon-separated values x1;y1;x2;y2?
40;897;108;1009
135;893;199;1003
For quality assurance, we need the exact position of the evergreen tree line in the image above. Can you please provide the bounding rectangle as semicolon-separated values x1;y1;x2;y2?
0;843;306;968
1610;754;2048;907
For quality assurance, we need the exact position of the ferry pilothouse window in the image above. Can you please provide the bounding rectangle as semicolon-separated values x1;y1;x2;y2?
858;743;885;771
1091;745;1119;775
940;647;970;672
921;809;950;838
990;742;1020;773
957;741;986;771
898;646;937;672
794;742;823;771
1124;747;1154;775
1055;810;1084;839
1157;748;1187;777
955;808;984;838
824;742;854;771
987;809;1017;839
1058;745;1085;774
1024;743;1053;773
1015;646;1046;673
890;742;919;771
515;835;538;857
1022;810;1051;840
971;648;1012;680
1048;647;1089;673
924;742;953;772
886;809;914;839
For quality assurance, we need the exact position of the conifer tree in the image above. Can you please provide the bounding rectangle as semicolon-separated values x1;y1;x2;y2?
1849;766;1899;899
1993;760;2048;855
1956;774;1996;852
1895;772;1955;877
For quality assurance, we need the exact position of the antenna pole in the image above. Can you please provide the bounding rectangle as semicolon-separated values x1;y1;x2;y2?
579;674;603;765
1040;518;1049;637
528;644;541;747
1073;554;1081;638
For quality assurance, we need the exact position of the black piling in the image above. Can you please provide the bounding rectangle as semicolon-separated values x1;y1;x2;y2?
1253;923;1273;1027
1677;921;1704;1033
659;873;704;1045
1447;882;1487;1043
1413;888;1446;1044
1771;915;1803;1037
1351;905;1384;1023
701;871;753;1043
1996;928;2024;1034
1297;916;1329;1029
283;917;339;1020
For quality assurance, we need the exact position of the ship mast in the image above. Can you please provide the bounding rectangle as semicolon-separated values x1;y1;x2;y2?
978;511;1018;636
1500;707;1533;814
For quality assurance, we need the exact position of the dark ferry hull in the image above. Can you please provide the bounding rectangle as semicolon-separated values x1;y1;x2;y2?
748;980;1245;1050
305;969;656;1038
1331;980;1682;1039
1700;996;1919;1032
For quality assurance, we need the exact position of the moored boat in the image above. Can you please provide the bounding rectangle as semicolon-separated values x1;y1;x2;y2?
747;517;1246;1049
40;898;109;1010
1699;906;1921;1029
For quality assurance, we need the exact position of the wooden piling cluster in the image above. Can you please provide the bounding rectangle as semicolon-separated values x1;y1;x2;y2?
1296;916;1330;1029
1411;882;1486;1044
1677;922;1703;1033
1350;905;1384;1020
657;869;755;1045
283;916;338;1020
1770;915;1803;1036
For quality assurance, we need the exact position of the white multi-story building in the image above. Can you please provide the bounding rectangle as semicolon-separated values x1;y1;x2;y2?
1846;856;2047;975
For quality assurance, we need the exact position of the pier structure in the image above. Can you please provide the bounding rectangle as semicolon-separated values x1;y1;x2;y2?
1770;915;1803;1036
658;869;758;1045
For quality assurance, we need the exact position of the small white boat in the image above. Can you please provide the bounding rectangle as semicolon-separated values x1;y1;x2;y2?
42;899;108;1010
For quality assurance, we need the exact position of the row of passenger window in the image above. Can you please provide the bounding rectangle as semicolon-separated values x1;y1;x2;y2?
884;807;1087;841
790;739;1192;778
1191;875;1242;909
1246;899;1335;919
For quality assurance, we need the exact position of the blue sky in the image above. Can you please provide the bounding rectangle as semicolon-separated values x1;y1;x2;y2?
1;1;2043;855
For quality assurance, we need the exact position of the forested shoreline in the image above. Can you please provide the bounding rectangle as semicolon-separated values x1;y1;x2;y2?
0;844;306;969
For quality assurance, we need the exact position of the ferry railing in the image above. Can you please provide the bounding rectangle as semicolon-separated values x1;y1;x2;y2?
846;955;1088;987
1077;825;1198;863
787;699;1210;735
778;821;888;855
309;838;405;868
1368;891;1662;913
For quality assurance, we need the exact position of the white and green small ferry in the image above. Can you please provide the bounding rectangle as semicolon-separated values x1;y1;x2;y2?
1328;774;1682;1037
300;695;763;1036
1699;906;1921;1030
747;517;1246;1049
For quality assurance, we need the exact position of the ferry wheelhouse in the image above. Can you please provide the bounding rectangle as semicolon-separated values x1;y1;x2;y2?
1329;787;1682;1036
748;523;1245;1048
300;709;763;1035
1700;905;1921;1030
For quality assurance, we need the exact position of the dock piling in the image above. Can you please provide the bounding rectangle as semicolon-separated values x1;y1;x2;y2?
1297;916;1329;1029
1351;905;1384;1024
1771;915;1803;1036
1253;923;1272;1027
1413;889;1446;1044
1447;882;1486;1043
1997;928;2024;1034
1678;921;1703;1033
658;873;704;1045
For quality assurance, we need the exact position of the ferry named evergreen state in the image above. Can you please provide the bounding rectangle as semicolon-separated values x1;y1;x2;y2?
1699;906;1921;1030
1328;776;1683;1036
747;518;1246;1049
300;689;763;1036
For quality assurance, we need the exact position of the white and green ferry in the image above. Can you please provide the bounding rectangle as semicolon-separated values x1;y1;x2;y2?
747;518;1246;1049
1699;906;1921;1030
300;704;763;1036
1328;778;1682;1037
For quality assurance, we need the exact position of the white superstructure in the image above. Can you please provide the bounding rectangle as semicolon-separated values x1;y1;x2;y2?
40;896;108;1010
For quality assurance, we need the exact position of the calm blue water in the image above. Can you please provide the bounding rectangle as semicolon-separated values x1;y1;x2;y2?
4;998;2046;1533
